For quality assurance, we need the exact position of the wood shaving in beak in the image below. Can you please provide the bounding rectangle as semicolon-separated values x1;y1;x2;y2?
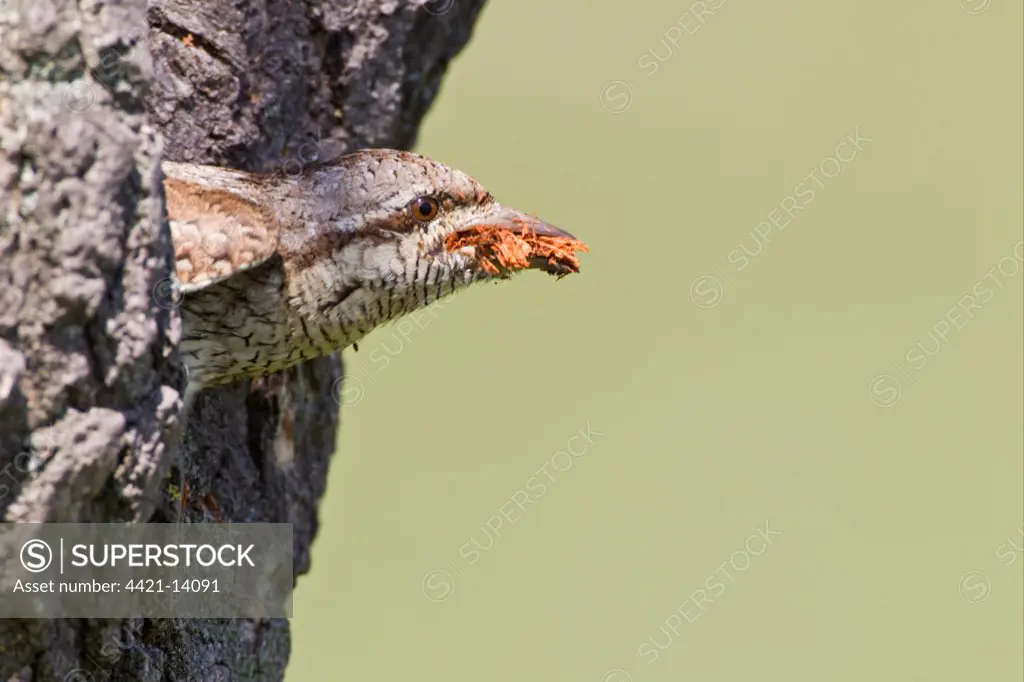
444;226;589;277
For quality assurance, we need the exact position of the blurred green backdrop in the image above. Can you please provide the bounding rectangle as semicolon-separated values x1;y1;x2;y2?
289;1;1023;680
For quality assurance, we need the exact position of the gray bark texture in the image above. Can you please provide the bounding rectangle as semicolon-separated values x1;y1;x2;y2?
0;0;484;679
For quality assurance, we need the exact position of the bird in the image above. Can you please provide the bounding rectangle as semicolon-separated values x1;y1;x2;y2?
162;148;587;404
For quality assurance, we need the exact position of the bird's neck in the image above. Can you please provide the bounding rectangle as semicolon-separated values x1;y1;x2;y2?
181;249;481;388
283;244;483;346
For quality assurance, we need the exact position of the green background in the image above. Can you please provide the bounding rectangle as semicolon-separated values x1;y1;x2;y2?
290;1;1023;680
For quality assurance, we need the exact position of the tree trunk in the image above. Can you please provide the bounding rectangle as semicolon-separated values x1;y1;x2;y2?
0;0;485;679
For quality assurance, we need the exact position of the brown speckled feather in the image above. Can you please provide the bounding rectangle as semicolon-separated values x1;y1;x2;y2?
163;165;282;292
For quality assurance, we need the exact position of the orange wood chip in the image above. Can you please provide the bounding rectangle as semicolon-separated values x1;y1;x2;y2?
445;226;589;277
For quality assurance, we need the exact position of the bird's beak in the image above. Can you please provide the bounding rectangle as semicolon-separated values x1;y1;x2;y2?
459;207;577;240
448;207;586;276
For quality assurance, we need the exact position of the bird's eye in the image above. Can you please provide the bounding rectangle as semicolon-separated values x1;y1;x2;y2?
409;195;440;222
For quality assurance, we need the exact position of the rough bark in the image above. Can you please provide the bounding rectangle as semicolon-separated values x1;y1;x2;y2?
0;0;485;679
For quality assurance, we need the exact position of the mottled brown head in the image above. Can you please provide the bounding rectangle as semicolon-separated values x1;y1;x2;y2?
285;149;584;285
166;149;585;296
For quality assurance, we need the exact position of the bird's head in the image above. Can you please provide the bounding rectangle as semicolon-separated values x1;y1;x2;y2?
283;149;583;318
